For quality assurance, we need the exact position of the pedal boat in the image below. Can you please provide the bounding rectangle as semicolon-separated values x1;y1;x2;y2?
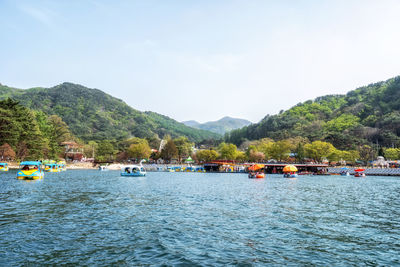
57;161;67;172
44;163;60;172
121;165;146;177
17;161;44;180
248;172;265;179
121;160;146;177
0;163;8;172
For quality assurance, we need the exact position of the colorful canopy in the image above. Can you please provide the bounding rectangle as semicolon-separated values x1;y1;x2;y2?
354;168;365;172
283;165;298;173
185;157;194;163
248;164;264;171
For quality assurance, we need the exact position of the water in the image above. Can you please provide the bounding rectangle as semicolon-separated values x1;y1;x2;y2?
1;170;399;266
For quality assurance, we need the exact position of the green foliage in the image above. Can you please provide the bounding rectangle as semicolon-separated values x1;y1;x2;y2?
97;140;117;160
225;76;400;150
195;149;219;162
324;114;360;132
0;82;220;143
174;136;194;163
0;98;72;160
384;148;400;160
304;141;335;163
218;142;238;160
127;140;151;160
160;138;178;161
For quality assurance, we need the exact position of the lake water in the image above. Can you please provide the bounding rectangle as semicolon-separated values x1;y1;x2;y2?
0;170;399;266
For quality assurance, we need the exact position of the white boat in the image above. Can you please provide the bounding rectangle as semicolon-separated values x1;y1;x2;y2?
121;160;146;177
99;165;109;171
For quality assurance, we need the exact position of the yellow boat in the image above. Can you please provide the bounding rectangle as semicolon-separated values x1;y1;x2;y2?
0;163;8;172
57;161;67;172
17;161;44;180
44;163;60;172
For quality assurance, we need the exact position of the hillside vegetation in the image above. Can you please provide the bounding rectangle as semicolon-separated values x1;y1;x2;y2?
183;116;252;135
226;76;400;150
0;83;220;142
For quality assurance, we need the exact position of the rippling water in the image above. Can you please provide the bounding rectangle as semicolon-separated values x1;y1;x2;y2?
1;170;399;266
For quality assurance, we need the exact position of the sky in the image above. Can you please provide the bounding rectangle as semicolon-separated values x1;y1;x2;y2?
1;0;400;123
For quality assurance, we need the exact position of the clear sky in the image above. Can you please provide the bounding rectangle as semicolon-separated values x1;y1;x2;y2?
1;0;400;123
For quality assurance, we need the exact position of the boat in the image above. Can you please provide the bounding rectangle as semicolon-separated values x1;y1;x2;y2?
283;165;298;178
121;160;146;177
99;165;109;171
195;167;206;173
184;166;195;172
283;173;298;178
44;163;60;172
354;168;366;177
57;161;67;172
248;164;265;178
0;163;8;172
167;166;181;172
17;161;44;180
166;166;175;172
249;172;265;179
340;167;350;176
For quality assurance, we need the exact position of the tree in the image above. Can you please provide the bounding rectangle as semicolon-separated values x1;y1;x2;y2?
294;143;305;163
304;141;335;163
248;150;265;162
160;139;178;162
358;145;376;163
174;136;194;163
218;142;238;160
269;140;292;162
384;148;399;160
196;149;219;162
127;142;151;160
97;141;116;160
0;143;16;160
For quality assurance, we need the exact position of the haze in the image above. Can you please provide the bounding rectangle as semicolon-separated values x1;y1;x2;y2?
1;0;400;123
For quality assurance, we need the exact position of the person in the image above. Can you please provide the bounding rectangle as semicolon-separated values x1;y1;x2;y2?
22;165;29;170
125;167;130;173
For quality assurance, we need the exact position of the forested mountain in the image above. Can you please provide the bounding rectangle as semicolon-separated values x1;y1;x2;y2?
183;116;252;135
226;76;400;150
0;82;220;142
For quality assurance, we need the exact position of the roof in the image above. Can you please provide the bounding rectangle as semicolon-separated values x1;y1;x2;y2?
121;165;143;169
0;163;7;165
20;161;41;165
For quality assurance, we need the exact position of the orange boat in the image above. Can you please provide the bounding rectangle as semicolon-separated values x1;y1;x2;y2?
248;164;265;179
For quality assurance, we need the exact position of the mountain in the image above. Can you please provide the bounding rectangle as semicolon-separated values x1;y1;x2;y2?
182;120;201;128
0;82;220;142
183;116;252;135
225;76;400;150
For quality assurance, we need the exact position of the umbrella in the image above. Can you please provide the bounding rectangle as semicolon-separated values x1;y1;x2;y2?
248;164;264;171
185;157;194;163
354;168;365;172
283;165;298;173
341;167;349;170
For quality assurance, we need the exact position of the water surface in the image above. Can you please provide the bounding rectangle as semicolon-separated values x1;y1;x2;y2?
0;170;399;265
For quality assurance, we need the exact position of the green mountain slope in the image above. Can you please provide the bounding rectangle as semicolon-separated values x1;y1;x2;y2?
226;76;400;149
0;82;220;142
183;116;252;135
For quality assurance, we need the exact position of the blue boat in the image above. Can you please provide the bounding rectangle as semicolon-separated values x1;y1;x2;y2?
121;160;146;177
283;173;298;178
17;161;44;180
0;162;8;172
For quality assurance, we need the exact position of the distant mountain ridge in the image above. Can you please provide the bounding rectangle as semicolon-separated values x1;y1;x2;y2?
183;116;252;135
0;82;220;142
